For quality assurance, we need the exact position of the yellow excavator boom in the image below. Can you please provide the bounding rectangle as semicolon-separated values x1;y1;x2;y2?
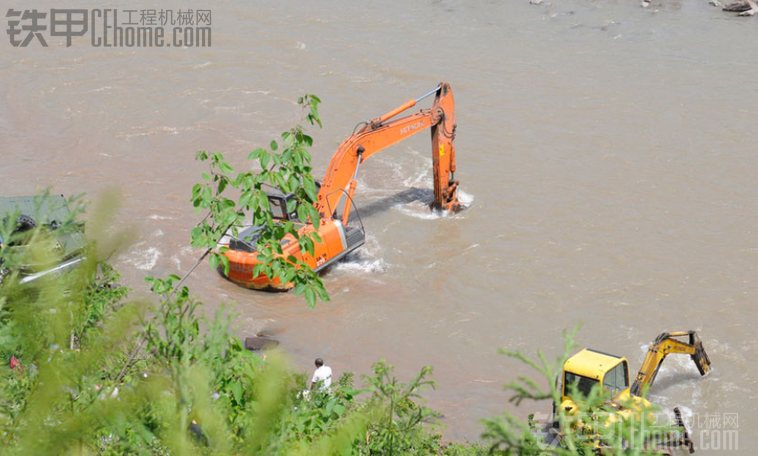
630;331;711;397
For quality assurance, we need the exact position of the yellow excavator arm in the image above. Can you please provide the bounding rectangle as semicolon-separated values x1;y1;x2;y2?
630;331;711;397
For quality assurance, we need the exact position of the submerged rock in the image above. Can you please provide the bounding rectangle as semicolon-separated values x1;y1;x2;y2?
740;0;758;15
723;1;751;11
723;0;758;15
244;336;279;351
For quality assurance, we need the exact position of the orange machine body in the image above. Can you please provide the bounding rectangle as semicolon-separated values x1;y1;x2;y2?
222;220;350;290
221;83;462;290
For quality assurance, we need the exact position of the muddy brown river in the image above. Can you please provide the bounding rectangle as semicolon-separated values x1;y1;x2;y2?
2;0;756;452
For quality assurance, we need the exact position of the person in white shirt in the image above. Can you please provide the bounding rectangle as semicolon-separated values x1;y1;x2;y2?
310;358;332;393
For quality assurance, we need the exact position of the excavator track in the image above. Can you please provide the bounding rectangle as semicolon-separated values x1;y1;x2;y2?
673;407;696;454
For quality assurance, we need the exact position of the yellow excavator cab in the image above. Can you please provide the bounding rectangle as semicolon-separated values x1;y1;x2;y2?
562;349;628;400
560;349;646;413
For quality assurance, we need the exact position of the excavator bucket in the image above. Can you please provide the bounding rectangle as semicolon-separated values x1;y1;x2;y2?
436;179;462;213
688;331;711;377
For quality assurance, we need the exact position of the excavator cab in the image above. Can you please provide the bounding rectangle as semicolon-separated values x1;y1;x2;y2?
556;350;647;448
266;191;295;221
266;180;322;222
561;349;633;407
228;191;300;254
227;183;325;254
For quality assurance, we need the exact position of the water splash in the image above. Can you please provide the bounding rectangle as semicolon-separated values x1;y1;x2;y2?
395;188;474;220
332;233;388;275
124;244;161;271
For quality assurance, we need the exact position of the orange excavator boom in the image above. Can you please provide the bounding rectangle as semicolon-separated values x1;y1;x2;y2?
315;82;461;224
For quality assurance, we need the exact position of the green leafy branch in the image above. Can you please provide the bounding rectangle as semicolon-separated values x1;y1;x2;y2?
189;94;328;307
363;361;439;456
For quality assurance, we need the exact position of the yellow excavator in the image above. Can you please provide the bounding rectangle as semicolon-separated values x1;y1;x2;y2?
556;331;711;453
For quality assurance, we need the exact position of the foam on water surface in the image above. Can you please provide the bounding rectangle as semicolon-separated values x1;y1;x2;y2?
331;233;388;276
124;243;161;271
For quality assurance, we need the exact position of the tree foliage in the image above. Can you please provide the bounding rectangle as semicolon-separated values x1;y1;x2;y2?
363;361;441;456
189;94;328;308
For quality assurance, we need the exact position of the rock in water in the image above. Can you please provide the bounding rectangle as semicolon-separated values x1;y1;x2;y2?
738;0;758;14
244;336;279;351
723;1;751;11
530;0;544;5
710;0;723;6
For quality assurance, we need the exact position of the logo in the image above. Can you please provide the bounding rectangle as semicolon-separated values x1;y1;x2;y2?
400;121;425;135
6;8;212;48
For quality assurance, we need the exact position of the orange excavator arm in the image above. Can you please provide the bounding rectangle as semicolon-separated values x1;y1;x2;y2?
630;331;711;397
314;82;461;225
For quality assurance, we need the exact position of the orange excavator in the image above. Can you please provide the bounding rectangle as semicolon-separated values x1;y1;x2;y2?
221;83;462;290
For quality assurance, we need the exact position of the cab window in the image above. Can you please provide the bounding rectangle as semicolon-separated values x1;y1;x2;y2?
619;361;629;389
564;372;599;397
603;361;629;396
268;196;287;220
